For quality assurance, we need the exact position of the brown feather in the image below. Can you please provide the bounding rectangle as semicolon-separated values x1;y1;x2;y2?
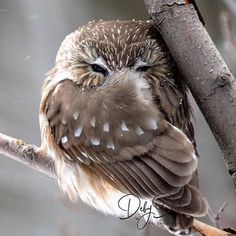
39;20;208;235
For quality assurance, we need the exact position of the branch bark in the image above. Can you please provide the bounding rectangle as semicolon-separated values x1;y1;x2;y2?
0;132;55;178
144;0;236;187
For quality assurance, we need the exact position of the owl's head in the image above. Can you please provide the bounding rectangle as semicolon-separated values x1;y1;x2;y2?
52;20;173;89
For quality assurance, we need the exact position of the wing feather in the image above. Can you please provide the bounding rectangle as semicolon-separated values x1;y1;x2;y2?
43;79;207;217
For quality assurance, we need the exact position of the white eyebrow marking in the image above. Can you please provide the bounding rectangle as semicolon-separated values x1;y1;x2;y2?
121;121;129;131
106;140;115;150
90;116;96;127
103;122;109;132
92;57;110;71
136;127;144;135
134;60;149;68
147;119;158;130
93;57;105;65
61;136;68;144
74;125;83;137
73;111;79;120
91;137;100;146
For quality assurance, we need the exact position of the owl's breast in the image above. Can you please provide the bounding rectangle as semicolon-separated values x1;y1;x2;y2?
44;76;166;156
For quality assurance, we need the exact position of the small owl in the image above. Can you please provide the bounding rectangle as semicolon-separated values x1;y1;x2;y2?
39;20;208;235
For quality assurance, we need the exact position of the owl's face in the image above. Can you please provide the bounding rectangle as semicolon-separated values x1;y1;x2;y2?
53;20;172;89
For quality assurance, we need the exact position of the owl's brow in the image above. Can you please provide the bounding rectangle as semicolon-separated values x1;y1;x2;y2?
92;57;110;71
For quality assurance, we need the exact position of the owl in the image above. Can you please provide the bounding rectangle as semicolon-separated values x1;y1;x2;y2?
39;20;208;235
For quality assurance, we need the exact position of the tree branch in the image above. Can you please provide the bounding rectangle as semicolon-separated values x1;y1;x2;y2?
0;132;55;178
144;0;236;187
193;219;231;236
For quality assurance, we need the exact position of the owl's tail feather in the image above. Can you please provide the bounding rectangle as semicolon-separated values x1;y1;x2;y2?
152;185;208;235
156;184;208;218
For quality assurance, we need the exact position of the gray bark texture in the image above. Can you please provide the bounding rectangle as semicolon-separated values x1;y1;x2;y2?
0;133;54;178
144;0;236;187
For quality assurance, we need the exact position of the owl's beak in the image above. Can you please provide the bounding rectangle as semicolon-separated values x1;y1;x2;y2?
105;68;135;82
105;68;150;91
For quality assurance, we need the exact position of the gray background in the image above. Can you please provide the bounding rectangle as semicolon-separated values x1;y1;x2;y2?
0;0;236;235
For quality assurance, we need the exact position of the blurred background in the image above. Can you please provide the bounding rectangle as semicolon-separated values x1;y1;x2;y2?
0;0;236;235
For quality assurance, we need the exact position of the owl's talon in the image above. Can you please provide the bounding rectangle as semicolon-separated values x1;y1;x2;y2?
22;145;38;161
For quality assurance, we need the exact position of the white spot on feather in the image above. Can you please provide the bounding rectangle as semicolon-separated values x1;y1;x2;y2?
61;136;68;144
91;137;100;146
74;125;83;137
73;111;79;120
121;121;129;131
147;119;158;130
136;127;144;135
103;122;109;132
90;116;96;127
107;140;115;150
62;117;67;124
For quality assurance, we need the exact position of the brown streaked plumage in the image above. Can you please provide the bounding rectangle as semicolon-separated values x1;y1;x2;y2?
39;20;208;235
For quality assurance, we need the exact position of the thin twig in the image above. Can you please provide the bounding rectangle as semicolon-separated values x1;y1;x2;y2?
208;202;228;228
208;205;218;228
216;202;228;220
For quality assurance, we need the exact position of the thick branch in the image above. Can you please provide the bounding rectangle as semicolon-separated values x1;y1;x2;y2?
144;0;236;187
0;132;55;178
